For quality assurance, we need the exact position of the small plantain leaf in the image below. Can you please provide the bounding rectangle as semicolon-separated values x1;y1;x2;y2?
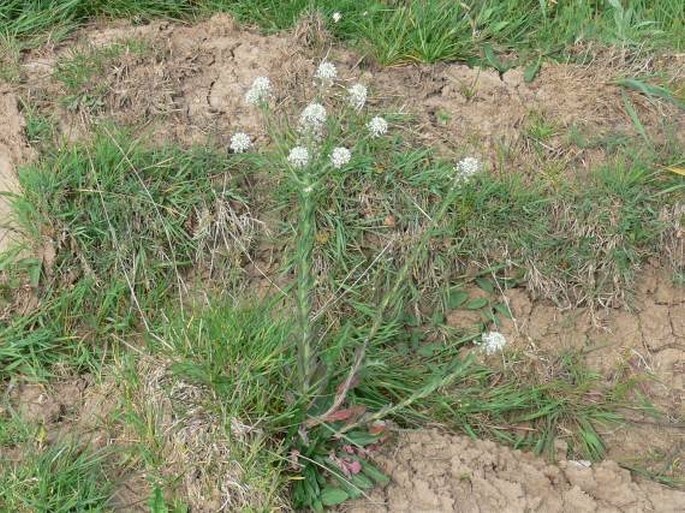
465;297;489;310
320;487;350;506
475;277;495;293
447;288;469;309
494;302;513;319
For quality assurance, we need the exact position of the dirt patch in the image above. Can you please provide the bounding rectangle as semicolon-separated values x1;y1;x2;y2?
346;428;685;513
371;59;684;162
0;85;32;254
7;375;113;448
20;15;314;146
15;15;683;166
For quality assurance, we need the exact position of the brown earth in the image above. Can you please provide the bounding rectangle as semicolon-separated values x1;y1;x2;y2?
0;85;32;254
345;429;685;513
15;14;684;164
1;13;684;512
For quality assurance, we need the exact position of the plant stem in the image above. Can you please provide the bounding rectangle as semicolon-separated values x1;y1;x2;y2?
296;178;316;395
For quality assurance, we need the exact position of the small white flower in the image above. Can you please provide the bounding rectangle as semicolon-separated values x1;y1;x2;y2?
332;12;342;23
348;83;367;110
367;116;388;138
299;102;327;134
245;76;272;105
478;331;507;355
287;146;310;168
303;185;314;194
315;61;337;84
229;132;251;153
455;157;481;182
330;147;351;169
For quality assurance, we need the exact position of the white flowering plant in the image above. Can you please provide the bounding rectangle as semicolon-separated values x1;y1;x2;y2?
235;58;486;511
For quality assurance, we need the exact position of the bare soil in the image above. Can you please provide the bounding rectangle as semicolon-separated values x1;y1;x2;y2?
1;13;684;512
15;14;684;163
0;86;32;254
345;429;685;513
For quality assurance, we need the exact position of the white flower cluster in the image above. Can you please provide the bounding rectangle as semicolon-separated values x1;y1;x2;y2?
288;146;310;168
367;116;388;138
478;331;507;355
455;157;481;182
315;61;337;84
299;102;327;135
245;76;272;105
330;147;351;169
348;83;367;111
229;132;251;153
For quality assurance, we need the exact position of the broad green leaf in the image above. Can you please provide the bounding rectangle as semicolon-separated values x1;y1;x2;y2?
447;289;469;309
345;430;381;446
149;486;169;513
418;343;439;357
431;310;446;326
320;487;349;506
465;297;488;310
349;472;375;490
483;43;507;73
476;277;495;293
494;302;513;319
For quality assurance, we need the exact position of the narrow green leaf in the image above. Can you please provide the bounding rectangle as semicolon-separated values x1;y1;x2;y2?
362;462;391;486
621;92;649;144
616;78;685;110
524;57;541;83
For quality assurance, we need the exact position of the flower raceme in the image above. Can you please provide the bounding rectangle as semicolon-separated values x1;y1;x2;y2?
367;116;388;138
242;62;390;174
330;147;351;169
288;146;311;169
348;83;367;111
229;132;251;153
315;61;337;84
245;76;272;105
478;331;507;355
299;103;327;135
455;157;481;183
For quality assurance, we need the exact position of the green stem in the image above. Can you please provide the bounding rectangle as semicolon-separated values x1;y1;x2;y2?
296;178;316;395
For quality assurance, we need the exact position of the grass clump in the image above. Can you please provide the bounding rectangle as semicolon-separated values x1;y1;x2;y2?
1;1;683;65
54;40;148;113
1;128;253;379
0;441;114;512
